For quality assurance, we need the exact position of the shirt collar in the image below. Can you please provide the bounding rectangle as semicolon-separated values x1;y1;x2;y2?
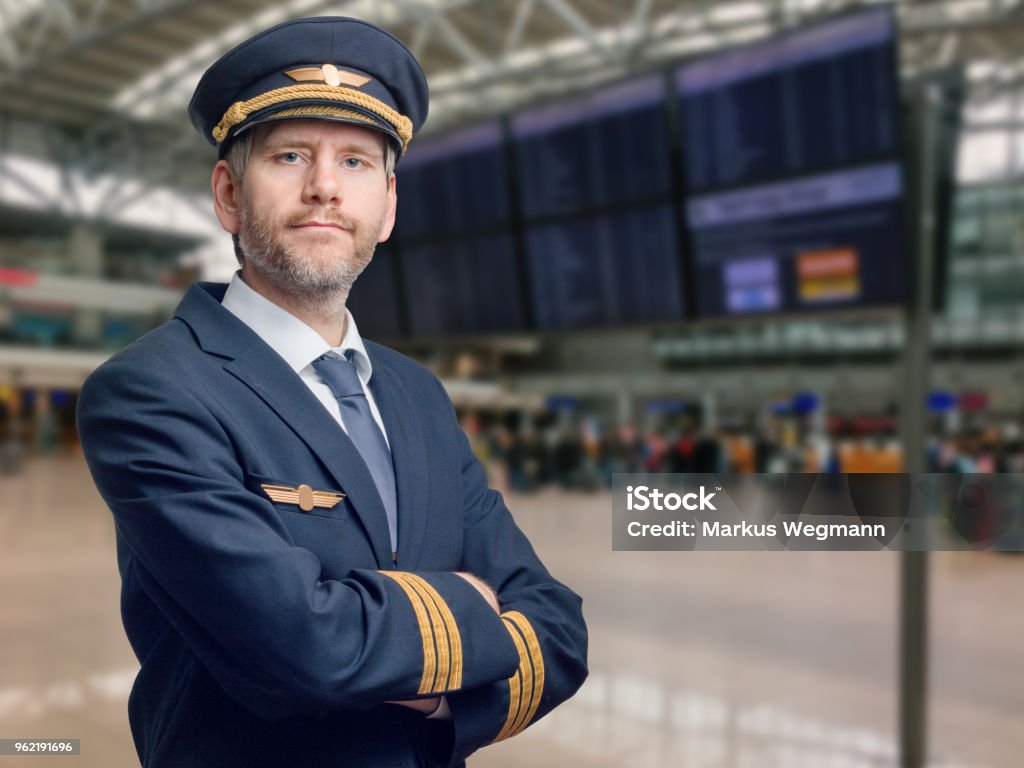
221;272;374;382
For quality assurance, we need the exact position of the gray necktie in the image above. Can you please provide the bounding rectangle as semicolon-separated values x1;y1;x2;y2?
312;352;397;552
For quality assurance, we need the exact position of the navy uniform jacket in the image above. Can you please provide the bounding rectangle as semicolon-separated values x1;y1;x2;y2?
77;282;588;768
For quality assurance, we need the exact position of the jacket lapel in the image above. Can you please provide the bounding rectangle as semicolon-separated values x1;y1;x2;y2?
365;348;431;569
175;283;394;569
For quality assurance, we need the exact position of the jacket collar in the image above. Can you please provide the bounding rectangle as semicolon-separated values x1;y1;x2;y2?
174;282;398;568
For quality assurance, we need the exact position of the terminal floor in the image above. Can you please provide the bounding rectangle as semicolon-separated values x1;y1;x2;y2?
1;454;1022;767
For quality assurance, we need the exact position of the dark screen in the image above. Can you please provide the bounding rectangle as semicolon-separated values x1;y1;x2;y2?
347;243;404;339
677;8;907;318
526;203;684;329
512;74;671;218
395;120;510;240
401;233;526;336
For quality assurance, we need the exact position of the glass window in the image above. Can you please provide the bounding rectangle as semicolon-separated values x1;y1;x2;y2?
957;131;1011;183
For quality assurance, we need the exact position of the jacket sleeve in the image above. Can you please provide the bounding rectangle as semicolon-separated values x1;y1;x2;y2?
77;357;520;721
427;378;589;763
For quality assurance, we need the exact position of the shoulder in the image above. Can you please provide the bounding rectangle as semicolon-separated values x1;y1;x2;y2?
81;318;206;400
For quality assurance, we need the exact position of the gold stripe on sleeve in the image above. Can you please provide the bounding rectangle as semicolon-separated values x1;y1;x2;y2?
379;571;438;695
400;574;464;691
493;614;531;742
503;611;545;738
491;611;546;742
503;614;536;738
389;573;453;694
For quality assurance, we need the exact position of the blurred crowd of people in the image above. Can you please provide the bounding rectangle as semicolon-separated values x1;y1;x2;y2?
927;423;1024;473
6;385;1024;486
456;409;1024;493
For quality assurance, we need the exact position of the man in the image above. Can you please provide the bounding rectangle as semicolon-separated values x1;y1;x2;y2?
77;16;587;768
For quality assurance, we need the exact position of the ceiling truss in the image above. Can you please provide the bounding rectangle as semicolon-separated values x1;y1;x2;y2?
0;0;1021;212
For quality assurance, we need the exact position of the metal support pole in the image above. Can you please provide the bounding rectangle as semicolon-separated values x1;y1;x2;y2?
899;80;941;768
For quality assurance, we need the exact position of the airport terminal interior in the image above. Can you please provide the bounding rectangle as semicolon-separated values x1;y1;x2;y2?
2;0;1024;765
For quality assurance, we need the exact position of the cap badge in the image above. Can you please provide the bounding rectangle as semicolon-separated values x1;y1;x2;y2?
285;64;370;88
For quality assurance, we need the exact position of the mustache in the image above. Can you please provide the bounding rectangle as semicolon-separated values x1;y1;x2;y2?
286;211;357;230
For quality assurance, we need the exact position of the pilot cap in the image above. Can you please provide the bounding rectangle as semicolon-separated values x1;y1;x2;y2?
188;16;428;158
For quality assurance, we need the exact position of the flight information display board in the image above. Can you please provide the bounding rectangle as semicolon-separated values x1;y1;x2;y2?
401;233;526;336
525;203;684;329
394;120;510;241
512;74;671;219
687;163;906;315
676;8;907;318
347;244;404;339
677;8;900;191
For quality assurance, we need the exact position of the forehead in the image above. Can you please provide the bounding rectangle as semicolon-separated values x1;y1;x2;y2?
252;119;387;154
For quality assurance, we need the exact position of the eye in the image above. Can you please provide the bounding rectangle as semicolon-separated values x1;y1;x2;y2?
343;157;365;169
278;151;302;163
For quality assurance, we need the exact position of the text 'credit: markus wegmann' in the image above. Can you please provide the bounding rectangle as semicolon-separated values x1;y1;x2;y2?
612;473;1024;551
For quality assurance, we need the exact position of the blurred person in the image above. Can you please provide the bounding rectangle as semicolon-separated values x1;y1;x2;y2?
947;429;982;473
578;417;601;488
773;419;805;472
640;426;669;472
598;425;632;486
669;422;696;472
978;425;1000;473
692;426;724;474
618;423;642;472
524;425;548;489
935;434;960;472
552;425;584;489
754;421;780;473
502;426;529;492
721;427;757;473
76;17;586;768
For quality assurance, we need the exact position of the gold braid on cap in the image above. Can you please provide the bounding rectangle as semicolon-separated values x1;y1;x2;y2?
212;84;413;151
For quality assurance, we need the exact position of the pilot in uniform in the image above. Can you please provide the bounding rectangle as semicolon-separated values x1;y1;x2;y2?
77;16;587;768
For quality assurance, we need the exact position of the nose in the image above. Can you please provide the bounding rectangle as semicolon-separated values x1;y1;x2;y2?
302;156;342;206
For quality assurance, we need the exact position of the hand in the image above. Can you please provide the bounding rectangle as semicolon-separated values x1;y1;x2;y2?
387;696;443;715
455;571;500;614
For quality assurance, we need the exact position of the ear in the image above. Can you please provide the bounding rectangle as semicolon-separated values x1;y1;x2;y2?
377;172;397;243
211;160;241;235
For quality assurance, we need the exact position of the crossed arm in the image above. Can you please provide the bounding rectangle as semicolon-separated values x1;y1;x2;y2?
390;571;501;715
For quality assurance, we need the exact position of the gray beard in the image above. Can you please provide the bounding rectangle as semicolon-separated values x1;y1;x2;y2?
237;201;380;317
